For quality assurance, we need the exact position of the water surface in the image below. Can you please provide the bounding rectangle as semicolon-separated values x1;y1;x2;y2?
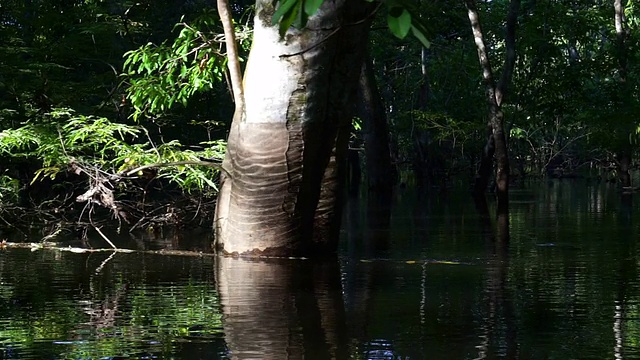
1;181;639;359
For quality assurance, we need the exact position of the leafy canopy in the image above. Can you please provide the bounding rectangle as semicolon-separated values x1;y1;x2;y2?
271;0;431;48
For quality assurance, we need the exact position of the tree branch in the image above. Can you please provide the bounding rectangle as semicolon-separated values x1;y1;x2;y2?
465;0;497;106
217;0;244;111
122;160;224;177
496;0;520;106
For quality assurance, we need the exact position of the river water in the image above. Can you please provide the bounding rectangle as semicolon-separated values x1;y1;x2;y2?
0;180;639;359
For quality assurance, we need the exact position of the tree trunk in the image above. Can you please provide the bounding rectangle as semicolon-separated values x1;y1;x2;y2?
414;47;433;187
618;150;632;188
473;129;495;196
492;108;510;212
346;148;361;196
466;0;519;212
614;0;633;189
357;55;394;192
214;0;373;256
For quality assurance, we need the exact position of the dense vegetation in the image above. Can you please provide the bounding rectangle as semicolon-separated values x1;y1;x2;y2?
1;0;638;243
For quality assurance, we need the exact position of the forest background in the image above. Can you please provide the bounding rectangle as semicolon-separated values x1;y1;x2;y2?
0;0;638;244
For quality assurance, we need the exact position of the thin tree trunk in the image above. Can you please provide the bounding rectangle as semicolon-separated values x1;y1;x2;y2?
466;0;519;212
618;151;632;188
214;0;245;252
357;55;394;192
474;130;495;196
615;0;628;84
415;47;433;187
614;0;632;188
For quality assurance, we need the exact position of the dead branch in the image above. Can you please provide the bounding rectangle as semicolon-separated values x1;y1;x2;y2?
93;225;117;249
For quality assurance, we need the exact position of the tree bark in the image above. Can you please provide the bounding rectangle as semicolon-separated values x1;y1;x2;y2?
414;47;434;187
614;0;632;188
618;151;632;188
466;0;519;212
214;0;373;256
214;0;245;252
357;54;394;192
473;130;495;196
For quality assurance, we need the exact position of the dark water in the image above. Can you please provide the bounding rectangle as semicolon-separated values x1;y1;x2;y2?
1;181;640;359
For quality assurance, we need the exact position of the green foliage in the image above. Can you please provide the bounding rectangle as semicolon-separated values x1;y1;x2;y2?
272;0;307;37
0;108;225;194
387;6;412;39
409;110;482;146
114;139;226;193
510;126;527;140
0;175;20;203
352;117;363;132
384;0;431;47
271;0;430;48
123;12;250;121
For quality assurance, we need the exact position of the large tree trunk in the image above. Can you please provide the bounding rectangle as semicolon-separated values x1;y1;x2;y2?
357;55;395;192
214;0;373;256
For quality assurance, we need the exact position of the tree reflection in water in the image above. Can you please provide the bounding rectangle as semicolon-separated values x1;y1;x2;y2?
1;183;640;358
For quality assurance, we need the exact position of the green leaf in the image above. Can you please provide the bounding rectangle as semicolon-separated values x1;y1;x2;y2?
272;0;299;26
303;0;323;16
387;7;412;39
293;0;307;29
278;0;301;37
410;24;431;48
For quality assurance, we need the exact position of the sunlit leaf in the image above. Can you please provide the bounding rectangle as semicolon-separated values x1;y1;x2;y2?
387;7;412;39
410;24;431;48
272;0;299;26
278;0;302;36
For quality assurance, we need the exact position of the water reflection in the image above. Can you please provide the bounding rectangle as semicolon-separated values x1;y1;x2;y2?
0;181;639;359
0;251;226;359
216;257;348;359
474;199;517;359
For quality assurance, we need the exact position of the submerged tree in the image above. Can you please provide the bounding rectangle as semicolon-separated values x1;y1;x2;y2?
213;0;429;256
214;0;376;256
613;0;633;188
466;0;520;211
357;54;395;192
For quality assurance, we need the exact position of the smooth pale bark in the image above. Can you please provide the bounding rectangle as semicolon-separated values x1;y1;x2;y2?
214;0;244;252
357;55;394;192
214;0;373;256
614;0;628;84
466;0;519;212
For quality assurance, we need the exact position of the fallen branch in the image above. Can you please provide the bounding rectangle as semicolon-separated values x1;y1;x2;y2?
93;225;117;249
